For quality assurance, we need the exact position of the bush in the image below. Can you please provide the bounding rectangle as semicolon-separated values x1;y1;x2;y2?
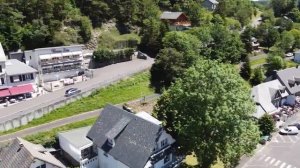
258;114;275;135
93;48;134;64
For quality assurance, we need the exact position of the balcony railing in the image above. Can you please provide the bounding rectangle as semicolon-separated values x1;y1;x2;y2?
41;58;82;66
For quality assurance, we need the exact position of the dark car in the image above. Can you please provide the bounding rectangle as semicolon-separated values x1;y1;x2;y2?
259;135;272;145
288;123;300;130
65;88;81;97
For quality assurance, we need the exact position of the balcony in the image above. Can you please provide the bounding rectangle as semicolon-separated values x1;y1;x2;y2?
40;57;82;66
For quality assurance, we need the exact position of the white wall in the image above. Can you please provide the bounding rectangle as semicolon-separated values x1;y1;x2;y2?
58;134;82;162
5;73;37;87
80;156;98;168
157;130;176;150
153;154;173;168
98;149;129;168
30;159;59;168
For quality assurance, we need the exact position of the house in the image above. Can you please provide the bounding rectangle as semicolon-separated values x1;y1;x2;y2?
294;50;300;63
0;137;65;168
160;12;191;31
24;45;84;83
0;43;37;102
276;66;300;96
251;37;260;51
58;126;98;168
251;79;288;118
83;105;181;168
202;0;219;11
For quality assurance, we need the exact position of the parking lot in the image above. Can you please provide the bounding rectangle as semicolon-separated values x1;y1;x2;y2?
238;113;300;168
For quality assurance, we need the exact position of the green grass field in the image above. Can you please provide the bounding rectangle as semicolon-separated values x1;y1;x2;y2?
250;57;267;67
0;71;153;135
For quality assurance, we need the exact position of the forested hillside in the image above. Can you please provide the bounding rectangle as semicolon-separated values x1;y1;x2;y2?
0;0;253;54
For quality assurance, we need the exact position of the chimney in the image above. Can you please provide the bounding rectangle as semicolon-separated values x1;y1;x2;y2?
107;138;115;148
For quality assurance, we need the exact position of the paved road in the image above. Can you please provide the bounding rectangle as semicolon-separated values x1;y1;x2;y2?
0;58;154;122
237;112;300;168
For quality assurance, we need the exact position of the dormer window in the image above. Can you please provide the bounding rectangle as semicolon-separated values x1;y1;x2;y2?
288;79;295;87
161;138;168;148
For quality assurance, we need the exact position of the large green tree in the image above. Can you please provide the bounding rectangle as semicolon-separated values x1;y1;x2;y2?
271;0;296;17
154;59;260;168
150;48;188;92
240;56;252;81
266;55;287;72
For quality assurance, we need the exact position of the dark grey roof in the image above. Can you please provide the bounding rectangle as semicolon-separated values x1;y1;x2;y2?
5;59;37;76
0;138;65;168
160;12;184;20
276;67;300;94
87;105;162;168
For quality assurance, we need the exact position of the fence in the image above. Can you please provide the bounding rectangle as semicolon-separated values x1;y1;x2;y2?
0;64;151;131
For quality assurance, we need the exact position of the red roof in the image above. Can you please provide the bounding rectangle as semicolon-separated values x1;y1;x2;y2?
9;84;33;96
0;89;10;98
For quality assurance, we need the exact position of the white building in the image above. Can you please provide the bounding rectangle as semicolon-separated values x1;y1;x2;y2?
60;105;182;168
294;50;300;63
24;45;84;83
251;79;289;118
0;137;65;168
0;43;37;101
87;105;181;168
58;126;98;168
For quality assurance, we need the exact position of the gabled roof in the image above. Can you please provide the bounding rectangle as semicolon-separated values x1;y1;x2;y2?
251;79;287;118
87;105;162;168
0;137;65;168
276;67;300;94
5;59;37;76
207;0;219;4
0;43;7;62
160;11;184;20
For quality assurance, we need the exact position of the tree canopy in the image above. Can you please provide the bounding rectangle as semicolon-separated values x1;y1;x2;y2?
154;59;260;168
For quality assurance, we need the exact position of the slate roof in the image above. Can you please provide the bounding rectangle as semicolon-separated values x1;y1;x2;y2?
0;137;65;168
160;11;184;20
276;67;300;94
58;126;92;149
251;79;287;118
87;105;162;168
5;59;37;76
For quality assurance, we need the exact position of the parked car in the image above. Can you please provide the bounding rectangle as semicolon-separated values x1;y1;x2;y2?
65;88;81;97
288;123;300;130
259;135;272;145
279;126;299;135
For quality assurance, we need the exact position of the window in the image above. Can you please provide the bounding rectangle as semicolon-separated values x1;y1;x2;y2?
164;154;170;164
161;138;168;148
0;78;4;85
0;65;2;73
36;164;46;168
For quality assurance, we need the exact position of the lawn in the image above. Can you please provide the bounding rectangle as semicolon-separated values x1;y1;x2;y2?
250;57;267;67
184;154;224;168
98;27;140;49
286;60;299;68
0;71;154;135
24;117;97;147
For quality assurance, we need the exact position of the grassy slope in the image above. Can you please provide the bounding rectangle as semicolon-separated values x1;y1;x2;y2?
0;71;153;135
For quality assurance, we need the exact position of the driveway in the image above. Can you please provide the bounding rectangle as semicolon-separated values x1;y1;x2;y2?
0;58;154;123
237;113;300;168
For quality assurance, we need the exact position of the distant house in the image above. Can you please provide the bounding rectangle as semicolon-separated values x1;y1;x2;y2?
294;50;300;63
202;0;219;11
58;126;98;168
160;11;191;31
276;67;300;96
83;105;181;168
0;137;65;168
251;79;288;118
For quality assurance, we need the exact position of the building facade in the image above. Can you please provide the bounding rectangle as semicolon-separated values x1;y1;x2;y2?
24;45;84;83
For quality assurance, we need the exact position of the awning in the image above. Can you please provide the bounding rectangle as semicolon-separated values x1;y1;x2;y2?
50;53;62;58
0;89;11;98
9;84;33;95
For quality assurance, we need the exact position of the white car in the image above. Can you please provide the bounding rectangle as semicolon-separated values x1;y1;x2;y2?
279;126;299;135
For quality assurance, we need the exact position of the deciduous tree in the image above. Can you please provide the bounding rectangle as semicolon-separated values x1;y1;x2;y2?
154;59;260;167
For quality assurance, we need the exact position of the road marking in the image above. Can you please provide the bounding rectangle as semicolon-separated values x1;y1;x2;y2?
280;163;286;168
265;156;271;162
286;165;292;168
288;136;295;143
275;160;281;166
269;158;276;164
258;154;266;161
